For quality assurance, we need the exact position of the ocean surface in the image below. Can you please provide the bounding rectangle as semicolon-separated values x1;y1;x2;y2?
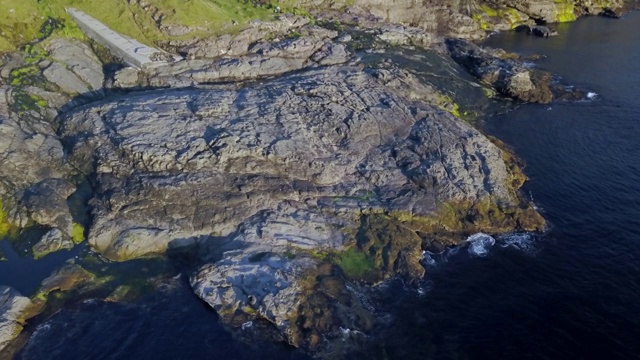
7;12;640;360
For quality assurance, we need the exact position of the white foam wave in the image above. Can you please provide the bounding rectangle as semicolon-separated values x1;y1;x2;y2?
421;251;437;267
465;233;495;257
587;92;598;99
498;233;536;253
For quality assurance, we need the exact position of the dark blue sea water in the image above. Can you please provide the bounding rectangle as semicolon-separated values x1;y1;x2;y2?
9;13;640;360
378;13;640;359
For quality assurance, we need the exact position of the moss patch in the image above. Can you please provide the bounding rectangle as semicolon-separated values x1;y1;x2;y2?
0;199;18;238
473;4;530;31
71;222;85;244
335;248;375;279
553;0;577;22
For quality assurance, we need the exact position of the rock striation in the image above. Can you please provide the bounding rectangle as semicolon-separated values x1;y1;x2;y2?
56;65;543;350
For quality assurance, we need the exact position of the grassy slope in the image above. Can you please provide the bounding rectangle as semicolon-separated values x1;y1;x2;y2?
0;0;286;53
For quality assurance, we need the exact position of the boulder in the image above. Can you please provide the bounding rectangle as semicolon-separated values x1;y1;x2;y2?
32;228;75;259
531;25;558;37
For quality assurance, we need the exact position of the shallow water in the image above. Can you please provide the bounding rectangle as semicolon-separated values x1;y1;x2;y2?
8;13;640;360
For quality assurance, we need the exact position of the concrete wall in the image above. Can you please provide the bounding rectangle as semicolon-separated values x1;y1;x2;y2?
66;8;179;68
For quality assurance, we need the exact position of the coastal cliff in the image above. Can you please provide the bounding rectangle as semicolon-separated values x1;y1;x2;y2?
0;0;633;356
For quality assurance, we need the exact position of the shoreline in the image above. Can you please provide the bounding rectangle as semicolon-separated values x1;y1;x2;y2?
1;4;636;358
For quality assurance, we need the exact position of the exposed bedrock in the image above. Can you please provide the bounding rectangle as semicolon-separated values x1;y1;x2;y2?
57;65;543;351
61;66;530;261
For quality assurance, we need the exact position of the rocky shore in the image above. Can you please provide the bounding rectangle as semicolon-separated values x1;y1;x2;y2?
0;0;634;356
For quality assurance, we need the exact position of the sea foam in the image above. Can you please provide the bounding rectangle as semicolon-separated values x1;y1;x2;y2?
498;233;537;254
465;233;496;257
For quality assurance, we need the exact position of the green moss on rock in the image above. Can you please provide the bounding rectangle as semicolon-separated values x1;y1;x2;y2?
71;223;85;244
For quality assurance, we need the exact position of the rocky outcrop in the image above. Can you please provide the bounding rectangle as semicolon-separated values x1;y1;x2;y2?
21;179;76;237
54;64;545;351
61;66;524;261
0;13;562;354
0;38;104;257
116;28;351;89
446;38;555;103
0;86;72;227
300;0;631;40
0;287;31;352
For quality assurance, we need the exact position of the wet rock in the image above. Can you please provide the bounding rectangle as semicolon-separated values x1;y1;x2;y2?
39;264;96;295
0;286;31;352
600;7;621;18
191;204;373;351
445;38;554;103
531;25;558;37
32;228;74;259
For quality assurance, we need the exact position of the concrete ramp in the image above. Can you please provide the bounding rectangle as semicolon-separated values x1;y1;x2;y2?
66;8;182;68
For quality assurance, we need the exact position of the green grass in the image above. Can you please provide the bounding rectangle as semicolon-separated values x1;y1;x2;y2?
0;0;295;54
335;248;374;279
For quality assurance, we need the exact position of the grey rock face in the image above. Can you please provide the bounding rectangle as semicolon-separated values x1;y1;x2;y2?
130;31;351;89
61;66;515;260
44;38;104;94
43;63;91;95
191;203;347;334
0;86;72;227
303;0;628;40
113;67;140;88
0;287;31;352
376;24;442;49
21;179;76;236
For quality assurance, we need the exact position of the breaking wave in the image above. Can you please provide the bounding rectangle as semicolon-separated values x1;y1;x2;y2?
465;233;496;257
498;233;537;254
